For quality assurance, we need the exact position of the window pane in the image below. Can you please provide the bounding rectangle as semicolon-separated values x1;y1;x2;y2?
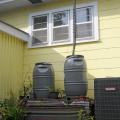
76;7;92;23
53;11;69;26
76;23;92;38
53;26;69;41
34;23;47;29
32;30;47;45
34;16;47;23
33;15;47;29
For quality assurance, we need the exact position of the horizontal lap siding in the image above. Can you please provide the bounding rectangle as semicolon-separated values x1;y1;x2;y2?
23;0;120;98
0;31;24;100
1;0;120;98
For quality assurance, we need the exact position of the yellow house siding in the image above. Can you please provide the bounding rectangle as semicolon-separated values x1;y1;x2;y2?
0;0;120;98
0;31;24;100
0;0;95;32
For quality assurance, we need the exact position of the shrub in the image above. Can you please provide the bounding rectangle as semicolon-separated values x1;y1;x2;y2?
78;109;94;120
0;92;24;120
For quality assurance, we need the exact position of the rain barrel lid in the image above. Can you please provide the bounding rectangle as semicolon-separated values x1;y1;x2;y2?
35;62;52;66
66;55;84;59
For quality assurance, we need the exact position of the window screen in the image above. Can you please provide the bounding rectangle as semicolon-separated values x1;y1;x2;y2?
52;11;69;42
76;7;93;40
32;15;48;46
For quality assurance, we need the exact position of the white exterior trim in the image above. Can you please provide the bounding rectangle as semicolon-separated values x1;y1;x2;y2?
29;1;99;48
0;21;29;42
93;2;99;41
0;0;14;4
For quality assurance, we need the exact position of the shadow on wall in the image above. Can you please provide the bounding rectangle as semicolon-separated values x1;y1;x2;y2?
23;43;95;98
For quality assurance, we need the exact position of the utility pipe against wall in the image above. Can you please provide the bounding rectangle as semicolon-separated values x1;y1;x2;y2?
72;0;77;55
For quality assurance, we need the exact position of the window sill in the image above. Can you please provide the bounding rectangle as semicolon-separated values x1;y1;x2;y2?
28;38;99;49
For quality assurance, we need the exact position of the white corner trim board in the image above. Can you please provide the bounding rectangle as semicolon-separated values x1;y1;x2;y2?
0;21;29;42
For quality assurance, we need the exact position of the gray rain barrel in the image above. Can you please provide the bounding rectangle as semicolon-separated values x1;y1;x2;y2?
33;62;54;99
64;55;88;97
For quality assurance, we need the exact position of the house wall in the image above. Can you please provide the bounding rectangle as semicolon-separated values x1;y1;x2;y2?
0;0;120;98
0;31;24;100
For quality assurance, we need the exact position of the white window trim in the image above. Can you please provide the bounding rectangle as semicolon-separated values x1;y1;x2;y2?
28;1;99;48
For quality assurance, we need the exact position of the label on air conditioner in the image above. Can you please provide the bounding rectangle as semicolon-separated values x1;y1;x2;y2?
105;87;116;91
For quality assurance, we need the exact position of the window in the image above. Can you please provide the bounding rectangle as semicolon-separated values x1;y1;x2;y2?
32;14;48;45
30;2;98;47
76;7;93;40
52;11;69;43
